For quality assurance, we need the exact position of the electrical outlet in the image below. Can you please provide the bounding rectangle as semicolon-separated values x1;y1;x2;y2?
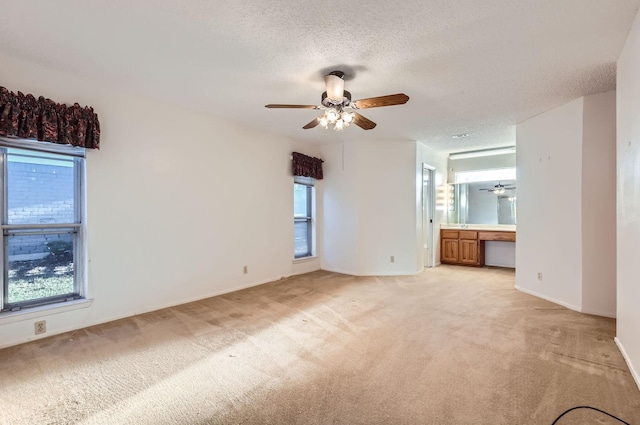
34;320;46;335
390;256;395;263
537;272;543;281
243;265;248;274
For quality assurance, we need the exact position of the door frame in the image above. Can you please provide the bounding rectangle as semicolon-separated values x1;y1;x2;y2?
422;164;436;268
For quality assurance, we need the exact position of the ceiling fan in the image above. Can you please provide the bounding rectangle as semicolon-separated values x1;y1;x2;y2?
479;182;516;194
265;71;409;131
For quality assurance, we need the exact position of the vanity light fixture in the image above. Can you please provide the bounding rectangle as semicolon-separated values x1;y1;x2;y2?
449;146;516;160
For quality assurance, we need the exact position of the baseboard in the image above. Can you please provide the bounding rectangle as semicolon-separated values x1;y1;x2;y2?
580;306;616;319
615;337;640;391
485;262;515;268
320;267;361;276
515;285;580;312
514;286;616;318
320;267;421;277
0;274;293;350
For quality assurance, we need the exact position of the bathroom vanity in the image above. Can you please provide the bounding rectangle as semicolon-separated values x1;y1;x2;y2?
443;179;516;267
440;226;516;267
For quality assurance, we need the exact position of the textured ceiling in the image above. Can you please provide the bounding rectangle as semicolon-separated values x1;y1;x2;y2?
0;0;638;152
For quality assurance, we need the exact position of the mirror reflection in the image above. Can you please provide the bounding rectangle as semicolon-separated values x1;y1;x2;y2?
447;180;516;225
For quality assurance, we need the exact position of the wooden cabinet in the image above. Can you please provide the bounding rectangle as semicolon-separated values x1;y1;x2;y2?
478;231;516;242
440;229;517;267
442;238;459;262
458;231;479;265
459;239;479;264
441;230;460;263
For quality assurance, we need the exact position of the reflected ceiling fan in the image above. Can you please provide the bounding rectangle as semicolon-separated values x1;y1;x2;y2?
479;182;516;194
265;71;409;131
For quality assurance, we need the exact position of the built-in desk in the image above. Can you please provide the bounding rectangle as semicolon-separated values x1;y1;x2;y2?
440;227;516;267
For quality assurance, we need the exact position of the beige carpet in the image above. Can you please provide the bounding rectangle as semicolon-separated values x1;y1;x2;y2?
1;266;639;424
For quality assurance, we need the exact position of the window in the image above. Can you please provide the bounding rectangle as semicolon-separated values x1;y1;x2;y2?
0;140;86;312
455;167;516;183
294;177;314;258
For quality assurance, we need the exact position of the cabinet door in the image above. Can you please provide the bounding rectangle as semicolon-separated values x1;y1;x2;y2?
459;239;478;265
442;239;459;263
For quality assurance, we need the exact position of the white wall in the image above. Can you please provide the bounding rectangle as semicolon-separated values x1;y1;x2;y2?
358;141;418;274
581;91;617;317
318;141;360;275
516;92;617;317
516;98;585;311
0;54;322;348
485;242;516;268
320;139;448;275
321;139;425;275
616;8;640;389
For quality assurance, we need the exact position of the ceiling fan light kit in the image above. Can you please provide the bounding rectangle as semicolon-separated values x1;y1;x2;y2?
479;182;516;195
324;71;345;102
265;70;409;131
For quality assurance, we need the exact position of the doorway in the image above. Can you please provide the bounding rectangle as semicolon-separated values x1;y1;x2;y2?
422;164;436;268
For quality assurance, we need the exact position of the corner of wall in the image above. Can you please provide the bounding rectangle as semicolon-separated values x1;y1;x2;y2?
580;90;617;318
616;5;640;392
615;337;640;391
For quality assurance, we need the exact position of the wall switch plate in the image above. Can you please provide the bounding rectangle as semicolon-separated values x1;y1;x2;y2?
537;272;543;281
243;266;248;274
390;256;395;263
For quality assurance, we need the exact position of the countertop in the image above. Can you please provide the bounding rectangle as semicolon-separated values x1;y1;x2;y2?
440;224;516;232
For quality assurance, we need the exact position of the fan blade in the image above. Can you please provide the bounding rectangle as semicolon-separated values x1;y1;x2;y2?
353;112;376;130
303;117;320;129
352;93;409;109
265;104;319;109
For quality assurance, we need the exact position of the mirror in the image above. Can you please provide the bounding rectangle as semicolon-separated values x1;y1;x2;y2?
447;180;516;225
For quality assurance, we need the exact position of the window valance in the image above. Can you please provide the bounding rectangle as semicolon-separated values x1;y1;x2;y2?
0;86;100;149
292;152;323;180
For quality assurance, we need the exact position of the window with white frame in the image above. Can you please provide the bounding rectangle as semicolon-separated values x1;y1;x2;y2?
0;140;86;312
454;167;516;183
294;177;314;258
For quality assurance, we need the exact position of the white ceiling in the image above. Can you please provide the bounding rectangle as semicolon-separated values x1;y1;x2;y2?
1;0;638;153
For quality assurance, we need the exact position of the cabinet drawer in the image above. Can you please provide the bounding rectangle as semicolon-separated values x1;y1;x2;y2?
459;230;478;240
441;230;459;239
478;231;516;242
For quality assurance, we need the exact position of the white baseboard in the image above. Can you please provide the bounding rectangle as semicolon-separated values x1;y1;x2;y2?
515;286;615;318
0;275;293;350
515;285;580;312
615;337;640;391
320;267;360;276
485;262;515;268
580;307;616;319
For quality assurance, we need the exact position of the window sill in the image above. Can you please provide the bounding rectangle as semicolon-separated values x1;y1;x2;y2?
0;298;93;325
293;256;318;264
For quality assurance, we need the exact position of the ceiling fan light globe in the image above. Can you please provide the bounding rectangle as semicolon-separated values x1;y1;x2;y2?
326;109;339;123
342;111;354;123
319;116;329;128
325;74;345;102
334;119;344;131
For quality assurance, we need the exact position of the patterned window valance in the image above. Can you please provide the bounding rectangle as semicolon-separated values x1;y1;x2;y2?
0;86;100;149
292;152;324;180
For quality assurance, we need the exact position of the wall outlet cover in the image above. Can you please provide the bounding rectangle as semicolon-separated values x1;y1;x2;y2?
35;320;46;335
